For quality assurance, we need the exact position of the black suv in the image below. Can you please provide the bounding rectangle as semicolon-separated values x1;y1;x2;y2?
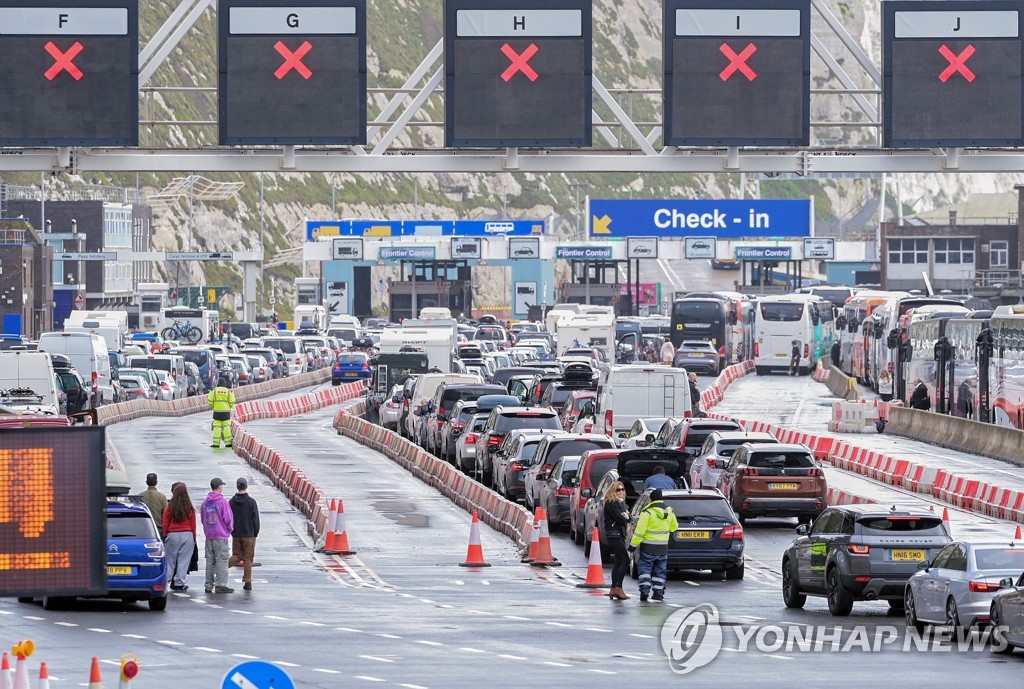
473;406;562;486
781;505;951;616
51;354;92;415
537;363;597;413
422;383;506;456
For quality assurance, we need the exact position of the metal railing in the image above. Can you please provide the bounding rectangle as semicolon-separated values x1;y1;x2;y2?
0;182;146;205
972;270;1022;290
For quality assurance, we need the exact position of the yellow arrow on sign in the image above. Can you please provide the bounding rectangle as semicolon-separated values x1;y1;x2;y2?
592;214;612;235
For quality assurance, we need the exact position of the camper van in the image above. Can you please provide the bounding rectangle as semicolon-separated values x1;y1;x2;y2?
294;305;328;331
378;327;455;373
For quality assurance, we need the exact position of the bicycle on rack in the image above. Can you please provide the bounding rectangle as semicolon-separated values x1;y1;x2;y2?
161;318;203;345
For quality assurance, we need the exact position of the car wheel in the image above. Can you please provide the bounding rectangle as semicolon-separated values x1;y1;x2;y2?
149;596;168;612
573;519;584;546
826;567;854;616
755;366;767;376
990;606;1014;654
782;559;806;609
905;589;926;634
945;597;961;630
888;598;905;612
583;533;591;558
17;597;33;604
725;560;745;580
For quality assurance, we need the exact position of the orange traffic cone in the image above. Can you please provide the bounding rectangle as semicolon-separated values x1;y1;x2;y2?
11;641;32;689
2;652;11;689
326;499;355;555
929;505;935;512
941;508;949;522
87;657;101;689
576;528;608;588
529;507;562;567
459;510;491;567
1014;525;1022;541
37;663;49;689
323;499;338;552
521;510;541;563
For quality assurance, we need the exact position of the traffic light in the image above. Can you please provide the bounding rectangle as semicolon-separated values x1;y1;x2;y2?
270;313;278;324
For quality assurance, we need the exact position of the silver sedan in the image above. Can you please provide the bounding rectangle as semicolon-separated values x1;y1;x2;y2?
905;541;1024;631
990;571;1024;653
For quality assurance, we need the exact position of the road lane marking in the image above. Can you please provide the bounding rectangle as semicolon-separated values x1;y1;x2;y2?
589;669;616;675
24;616;45;621
459;648;485;654
399;684;429;689
375;633;402;639
121;634;146;639
466;610;491;615
545;622;572;628
583;627;612;633
54;622;77;627
354;677;385;682
415;640;443;647
454;580;465;586
359;656;396;663
503;615;531;621
263;615;288;620
418;599;436;604
300;621;325;626
230;610;254;615
157;640;183;646
231;654;259;659
542;661;573;667
766;655;794;661
194;647;222;653
271;661;300;667
498;654;527;660
629;633;654;639
337;627;364;633
683;580;700;587
313;669;341;674
87;628;112;633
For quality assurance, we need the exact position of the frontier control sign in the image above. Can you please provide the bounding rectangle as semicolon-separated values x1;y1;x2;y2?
556;246;612;259
735;246;792;260
589;199;811;238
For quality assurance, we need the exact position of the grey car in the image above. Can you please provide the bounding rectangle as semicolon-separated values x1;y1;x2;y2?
782;505;951;616
905;541;1024;631
673;340;721;375
990;571;1024;653
536;456;581;528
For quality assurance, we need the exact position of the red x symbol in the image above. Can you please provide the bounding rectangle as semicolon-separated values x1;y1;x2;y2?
719;42;757;82
501;43;539;82
938;44;976;83
44;41;84;81
274;41;313;80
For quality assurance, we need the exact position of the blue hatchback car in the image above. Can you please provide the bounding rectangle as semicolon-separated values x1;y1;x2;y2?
332;352;372;385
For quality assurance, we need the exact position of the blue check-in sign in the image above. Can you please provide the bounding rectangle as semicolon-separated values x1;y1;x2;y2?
589;199;811;238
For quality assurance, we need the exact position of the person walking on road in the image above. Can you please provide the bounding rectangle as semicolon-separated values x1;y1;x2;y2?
208;378;236;448
789;340;802;376
660;338;675;366
162;483;196;591
139;472;167;523
688;372;703;417
628;489;678;602
228;477;261;591
202;478;235;593
604;481;632;600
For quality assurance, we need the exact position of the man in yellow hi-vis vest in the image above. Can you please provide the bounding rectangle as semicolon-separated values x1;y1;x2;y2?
208;378;236;448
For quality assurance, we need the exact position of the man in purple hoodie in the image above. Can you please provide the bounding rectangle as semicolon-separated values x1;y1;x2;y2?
202;477;235;593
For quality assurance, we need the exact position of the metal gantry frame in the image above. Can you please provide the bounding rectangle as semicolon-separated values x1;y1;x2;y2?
4;0;1024;174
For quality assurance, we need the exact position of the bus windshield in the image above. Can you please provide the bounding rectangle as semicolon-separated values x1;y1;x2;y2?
759;303;805;322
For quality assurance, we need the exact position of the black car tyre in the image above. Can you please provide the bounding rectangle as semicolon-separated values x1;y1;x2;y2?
945;597;961;630
755;366;767;376
990;606;1014;654
17;597;33;604
725;561;745;580
905;589;926;635
782;559;806;609
583;532;591;558
573;519;585;546
42;596;68;611
149;596;168;612
888;598;905;611
826;567;854;616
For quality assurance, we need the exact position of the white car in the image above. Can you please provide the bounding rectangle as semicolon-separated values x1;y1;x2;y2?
619;417;670;449
379;385;403;430
151;369;184;401
456;413;489;474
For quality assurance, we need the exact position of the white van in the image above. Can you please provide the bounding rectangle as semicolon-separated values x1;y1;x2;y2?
261;336;308;376
404;372;483;439
0;351;60;414
64;317;124;352
294;305;328;331
594;364;691;437
37;332;113;405
126;354;186;385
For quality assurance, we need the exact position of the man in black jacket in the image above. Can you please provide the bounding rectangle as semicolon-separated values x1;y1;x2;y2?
228;478;261;591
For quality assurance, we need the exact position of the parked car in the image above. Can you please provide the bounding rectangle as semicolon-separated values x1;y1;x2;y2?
568;449;621;545
492;429;550;501
242;354;271;385
536;456;581;528
717;443;827;524
22;497;168;611
423;383;507;456
168;347;218;392
241;347;287;379
627;488;745;580
619;417;670;449
690;431;779;489
673;340;723;375
905;541;1024;632
524;433;616;509
658;418;745;472
379;384;404;431
333;352;372;385
783;505;951;616
456;413;490;474
183;361;201;396
560;390;597;430
475;406;563;486
119;374;156;401
990;571;1024;653
227;357;253;386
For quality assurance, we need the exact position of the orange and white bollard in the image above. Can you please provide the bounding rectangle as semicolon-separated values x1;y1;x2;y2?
11;641;32;689
87;657;102;689
1015;525;1022;541
326;498;355;555
521;509;541;563
323;499;338;552
2;652;12;689
529;508;562;567
576;528;608;588
36;663;49;689
459;509;491;567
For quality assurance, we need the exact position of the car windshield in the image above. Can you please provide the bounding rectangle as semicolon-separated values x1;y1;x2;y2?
759;303;805;322
672;301;722;323
518;441;541;462
857;516;945;533
175;350;209;366
974;547;1024;570
547;440;609;464
664;497;734;520
107;512;159;539
263;339;298;354
337;354;367;364
470;416;488;432
747;452;814;469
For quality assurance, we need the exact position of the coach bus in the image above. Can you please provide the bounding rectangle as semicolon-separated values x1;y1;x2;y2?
837;290;900;376
670;292;753;368
990;307;1024;429
753;294;834;375
946;316;990;422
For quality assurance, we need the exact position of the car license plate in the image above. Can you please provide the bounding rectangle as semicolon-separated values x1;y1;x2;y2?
107;566;133;575
344;372;359;377
775;353;788;358
888;549;926;562
690;353;704;358
768;482;799;490
676;530;711;539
